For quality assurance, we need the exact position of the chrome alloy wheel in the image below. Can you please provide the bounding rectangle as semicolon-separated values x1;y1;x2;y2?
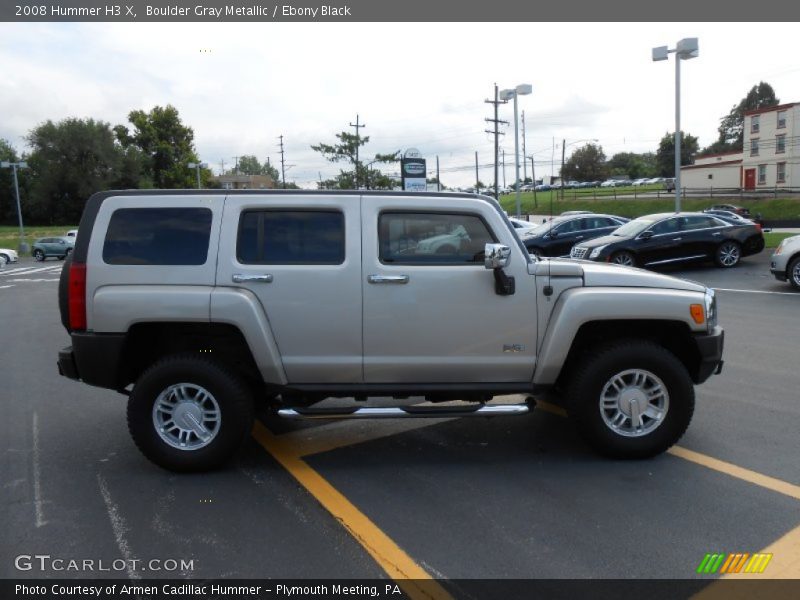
791;260;800;287
611;252;634;267
152;383;221;450
718;242;740;267
599;369;669;437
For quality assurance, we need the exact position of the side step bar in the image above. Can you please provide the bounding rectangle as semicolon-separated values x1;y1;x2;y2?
277;404;530;420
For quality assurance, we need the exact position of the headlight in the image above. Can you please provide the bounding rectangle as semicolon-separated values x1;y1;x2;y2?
774;240;785;255
589;245;608;259
705;288;717;329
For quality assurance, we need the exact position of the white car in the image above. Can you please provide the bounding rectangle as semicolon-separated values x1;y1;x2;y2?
508;217;538;234
0;247;19;266
66;229;78;238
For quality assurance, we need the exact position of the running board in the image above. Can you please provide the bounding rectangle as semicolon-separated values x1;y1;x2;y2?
277;404;530;420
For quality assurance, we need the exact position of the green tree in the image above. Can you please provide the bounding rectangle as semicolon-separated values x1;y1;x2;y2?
25;118;146;224
561;144;607;182
656;131;699;177
234;154;280;185
115;104;202;188
607;152;658;179
312;129;399;189
713;82;779;152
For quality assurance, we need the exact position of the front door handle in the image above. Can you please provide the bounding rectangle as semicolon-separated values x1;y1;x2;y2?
712;232;722;236
672;237;682;241
368;274;409;284
232;273;273;283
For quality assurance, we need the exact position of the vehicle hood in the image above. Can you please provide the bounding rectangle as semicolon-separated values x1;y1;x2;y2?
578;260;706;293
574;233;624;248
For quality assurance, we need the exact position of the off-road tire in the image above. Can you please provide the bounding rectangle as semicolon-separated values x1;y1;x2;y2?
127;354;254;472
565;340;694;459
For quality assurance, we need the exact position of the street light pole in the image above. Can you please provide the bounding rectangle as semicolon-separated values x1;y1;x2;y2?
187;162;207;189
500;84;532;217
1;161;28;252
653;37;699;213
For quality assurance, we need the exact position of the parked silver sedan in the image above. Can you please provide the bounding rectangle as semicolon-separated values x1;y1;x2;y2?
770;234;800;289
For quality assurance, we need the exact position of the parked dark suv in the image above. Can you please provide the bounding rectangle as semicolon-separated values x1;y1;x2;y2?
520;213;628;258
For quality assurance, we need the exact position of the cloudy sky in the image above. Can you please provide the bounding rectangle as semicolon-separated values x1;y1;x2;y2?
2;22;799;188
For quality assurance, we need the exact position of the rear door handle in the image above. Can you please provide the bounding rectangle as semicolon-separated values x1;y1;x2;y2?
712;232;722;236
672;237;682;241
232;274;273;283
368;274;409;284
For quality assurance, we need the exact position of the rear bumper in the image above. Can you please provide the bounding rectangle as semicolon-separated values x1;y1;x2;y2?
693;326;724;384
57;333;126;390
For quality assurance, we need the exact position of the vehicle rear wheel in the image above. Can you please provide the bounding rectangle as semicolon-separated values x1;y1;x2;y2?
127;354;255;472
715;241;741;268
610;251;636;267
33;249;45;261
565;340;694;459
0;253;8;266
788;256;800;290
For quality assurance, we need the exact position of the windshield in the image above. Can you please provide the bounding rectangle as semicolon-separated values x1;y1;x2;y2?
613;217;657;237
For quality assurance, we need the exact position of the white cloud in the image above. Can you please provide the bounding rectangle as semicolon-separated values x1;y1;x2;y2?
1;21;799;187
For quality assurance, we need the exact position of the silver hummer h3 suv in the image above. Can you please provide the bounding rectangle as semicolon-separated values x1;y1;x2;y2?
57;190;723;471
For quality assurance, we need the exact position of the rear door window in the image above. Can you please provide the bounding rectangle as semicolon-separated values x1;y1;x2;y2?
103;207;213;265
237;210;345;264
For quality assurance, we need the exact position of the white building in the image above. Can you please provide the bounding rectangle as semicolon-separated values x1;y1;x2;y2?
742;102;798;189
680;101;798;190
680;150;742;188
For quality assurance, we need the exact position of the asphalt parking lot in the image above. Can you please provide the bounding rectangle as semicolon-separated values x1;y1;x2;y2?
1;253;798;593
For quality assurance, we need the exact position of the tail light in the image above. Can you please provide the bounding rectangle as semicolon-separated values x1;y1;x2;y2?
68;263;87;331
755;223;762;233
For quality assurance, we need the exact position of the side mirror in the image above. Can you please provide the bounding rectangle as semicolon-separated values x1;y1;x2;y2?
484;243;511;269
639;230;654;240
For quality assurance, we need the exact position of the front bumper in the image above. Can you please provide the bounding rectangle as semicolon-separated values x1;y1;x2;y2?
770;257;787;281
693;326;724;384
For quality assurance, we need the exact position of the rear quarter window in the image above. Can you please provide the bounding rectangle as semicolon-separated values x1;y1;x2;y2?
103;207;213;265
237;210;345;264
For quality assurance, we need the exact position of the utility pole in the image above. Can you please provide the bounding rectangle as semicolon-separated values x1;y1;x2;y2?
219;159;226;175
502;149;506;188
485;83;508;199
1;161;29;252
530;156;538;209
318;172;323;189
436;156;440;191
349;114;366;189
561;139;566;201
233;156;241;173
277;135;287;189
475;151;479;193
522;111;527;183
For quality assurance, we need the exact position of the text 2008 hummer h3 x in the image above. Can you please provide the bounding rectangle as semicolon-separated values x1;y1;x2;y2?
57;190;723;471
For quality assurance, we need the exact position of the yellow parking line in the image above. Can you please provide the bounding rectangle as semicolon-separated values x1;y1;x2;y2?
667;446;800;502
251;421;453;600
279;418;455;458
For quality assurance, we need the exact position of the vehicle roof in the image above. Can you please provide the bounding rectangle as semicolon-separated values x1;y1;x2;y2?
87;189;489;201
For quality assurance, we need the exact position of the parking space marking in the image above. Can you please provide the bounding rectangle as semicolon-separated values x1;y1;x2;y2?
251;421;453;600
97;473;141;580
0;285;14;289
281;418;456;458
667;446;800;502
713;287;799;296
0;266;62;277
32;413;47;527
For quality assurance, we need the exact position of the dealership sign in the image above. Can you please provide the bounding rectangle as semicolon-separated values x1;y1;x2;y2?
401;149;426;192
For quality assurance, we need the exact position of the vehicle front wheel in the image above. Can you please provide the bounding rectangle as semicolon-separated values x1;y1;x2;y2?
565;340;694;459
127;354;255;472
33;249;45;261
0;254;8;266
788;256;800;290
610;250;636;267
715;241;741;268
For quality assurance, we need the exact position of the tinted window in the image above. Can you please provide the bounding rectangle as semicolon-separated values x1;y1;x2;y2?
237;210;344;264
103;208;212;265
682;216;720;230
650;218;680;235
379;213;495;264
553;218;581;234
581;216;615;230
